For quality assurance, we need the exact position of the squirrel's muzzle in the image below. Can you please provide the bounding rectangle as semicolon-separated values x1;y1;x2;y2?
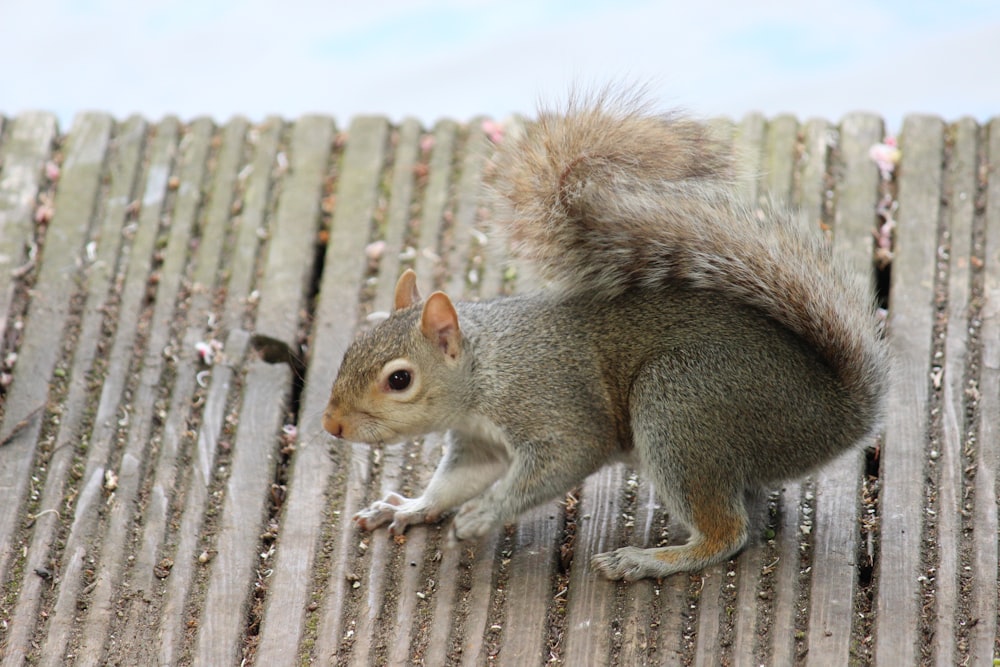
323;402;346;439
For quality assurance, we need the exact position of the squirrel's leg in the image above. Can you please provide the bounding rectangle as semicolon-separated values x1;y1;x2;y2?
591;482;750;580
592;363;750;580
451;440;608;542
354;431;508;535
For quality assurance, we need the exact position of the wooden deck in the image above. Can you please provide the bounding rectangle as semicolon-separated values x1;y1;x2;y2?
0;108;997;666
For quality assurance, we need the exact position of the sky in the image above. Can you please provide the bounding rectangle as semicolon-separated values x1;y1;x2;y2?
1;0;999;132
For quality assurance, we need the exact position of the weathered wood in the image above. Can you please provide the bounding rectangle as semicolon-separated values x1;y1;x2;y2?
220;117;284;332
0;108;992;666
0;112;111;624
158;328;251;665
498;504;561;664
617;482;663;666
422;126;501;667
806;112;883;665
1;115;147;666
110;117;248;664
563;464;625;665
769;115;834;667
256;115;387;664
372;118;423;310
0;112;58;344
156;118;281;665
414;119;459;286
932;116;979;666
385;437;453;667
445;121;491;298
874;115;946;665
137;116;250;594
967;116;1000;665
75;117;216;665
36;112;156;666
194;115;335;665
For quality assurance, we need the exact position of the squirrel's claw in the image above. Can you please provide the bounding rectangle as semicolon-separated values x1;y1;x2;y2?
353;492;434;534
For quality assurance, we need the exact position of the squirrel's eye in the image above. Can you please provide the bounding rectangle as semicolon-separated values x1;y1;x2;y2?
387;369;411;391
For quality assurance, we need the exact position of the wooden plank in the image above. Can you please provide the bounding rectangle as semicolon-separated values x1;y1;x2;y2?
158;328;250;665
445;121;490;297
763;114;799;197
732;113;798;667
735;112;767;203
414;119;459;286
0;112;58;344
478;117;525;299
386;437;462;667
1;115;146;666
311;440;369;665
221;117;284;332
617;481;663;666
298;118;403;665
74;116;215;665
347;439;423;667
563;464;625;665
806;112;883;665
156;118;282;665
769;484;804;667
423;124;502;667
255;115;388;664
111;117;249;663
497;503;562;664
967;116;1000;664
339;120;420;667
874;115;945;665
194;115;335;666
372;118;423;310
37;117;176;667
381;123;465;667
931;117;979;666
134;116;249;593
769;115;833;667
0;112;110;596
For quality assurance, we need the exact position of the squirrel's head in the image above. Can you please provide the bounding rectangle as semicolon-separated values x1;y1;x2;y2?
324;270;471;444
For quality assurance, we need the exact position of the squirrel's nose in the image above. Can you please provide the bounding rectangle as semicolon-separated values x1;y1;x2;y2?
323;406;345;438
324;416;343;439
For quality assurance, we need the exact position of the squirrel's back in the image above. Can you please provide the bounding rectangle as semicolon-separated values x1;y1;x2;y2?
488;88;888;430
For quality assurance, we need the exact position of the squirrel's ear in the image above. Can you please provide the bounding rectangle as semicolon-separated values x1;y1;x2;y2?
393;269;422;311
420;292;462;360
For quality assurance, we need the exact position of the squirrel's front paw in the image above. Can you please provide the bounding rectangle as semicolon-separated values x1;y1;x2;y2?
353;492;437;535
451;500;499;541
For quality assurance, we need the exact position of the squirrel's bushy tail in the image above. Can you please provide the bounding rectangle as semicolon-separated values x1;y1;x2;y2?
489;89;888;416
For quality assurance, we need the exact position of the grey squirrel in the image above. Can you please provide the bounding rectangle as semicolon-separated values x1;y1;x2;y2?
323;91;889;580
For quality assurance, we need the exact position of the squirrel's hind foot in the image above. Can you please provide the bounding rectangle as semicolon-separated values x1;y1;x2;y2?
592;536;746;581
